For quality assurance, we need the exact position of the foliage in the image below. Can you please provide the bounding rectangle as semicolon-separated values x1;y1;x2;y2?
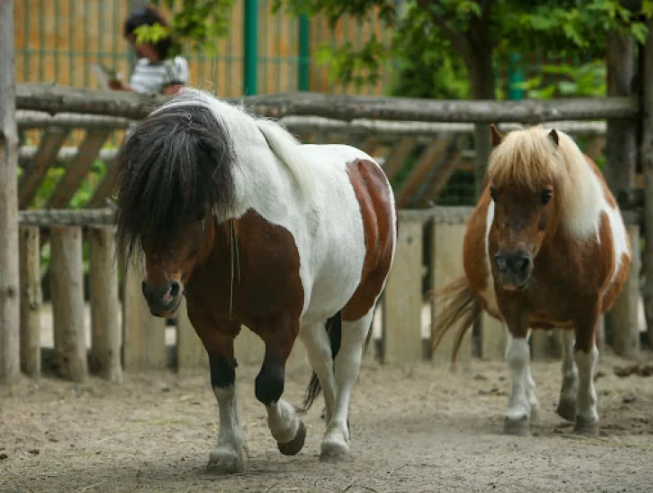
131;0;237;57
513;60;607;99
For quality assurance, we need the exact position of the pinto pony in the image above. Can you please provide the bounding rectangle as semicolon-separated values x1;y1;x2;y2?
114;89;397;471
433;124;630;437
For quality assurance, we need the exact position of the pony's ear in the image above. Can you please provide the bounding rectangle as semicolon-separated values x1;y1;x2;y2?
548;129;559;148
490;124;504;147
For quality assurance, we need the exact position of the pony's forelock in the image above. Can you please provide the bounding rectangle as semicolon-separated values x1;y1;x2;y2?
114;102;237;265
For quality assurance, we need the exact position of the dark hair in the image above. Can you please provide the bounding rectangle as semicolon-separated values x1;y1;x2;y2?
114;103;237;264
123;6;178;60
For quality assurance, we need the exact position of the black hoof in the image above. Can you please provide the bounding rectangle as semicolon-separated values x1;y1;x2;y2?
574;416;599;436
556;398;576;422
277;420;307;456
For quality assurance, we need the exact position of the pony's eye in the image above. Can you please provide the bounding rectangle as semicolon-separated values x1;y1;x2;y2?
490;187;498;202
541;190;553;205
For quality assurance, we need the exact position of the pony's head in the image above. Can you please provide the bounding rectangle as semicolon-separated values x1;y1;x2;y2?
486;124;567;291
115;100;236;317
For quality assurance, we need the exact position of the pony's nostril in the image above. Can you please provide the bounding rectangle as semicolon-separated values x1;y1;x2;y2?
169;281;180;297
494;255;507;272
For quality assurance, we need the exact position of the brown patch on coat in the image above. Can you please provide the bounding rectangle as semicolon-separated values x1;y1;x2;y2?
184;209;304;363
342;159;396;322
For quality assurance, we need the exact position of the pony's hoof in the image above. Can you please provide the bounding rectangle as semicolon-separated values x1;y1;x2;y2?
503;416;531;437
320;439;349;462
277;420;306;456
207;447;247;474
556;398;576;422
574;416;599;436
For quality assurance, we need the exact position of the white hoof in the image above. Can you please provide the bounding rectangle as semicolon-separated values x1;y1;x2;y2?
320;437;350;461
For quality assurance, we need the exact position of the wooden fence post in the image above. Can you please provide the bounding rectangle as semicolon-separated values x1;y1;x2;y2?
641;17;653;350
89;227;123;382
19;226;41;377
50;227;87;381
481;314;507;361
609;214;640;359
122;259;166;371
0;0;20;383
431;217;473;363
382;217;423;364
176;298;208;373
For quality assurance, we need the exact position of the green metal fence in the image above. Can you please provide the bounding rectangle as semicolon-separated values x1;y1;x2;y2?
15;0;394;97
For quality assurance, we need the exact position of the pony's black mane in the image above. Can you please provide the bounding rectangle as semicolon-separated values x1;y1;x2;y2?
114;103;236;263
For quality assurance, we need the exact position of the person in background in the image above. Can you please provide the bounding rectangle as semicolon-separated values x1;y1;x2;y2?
109;6;189;95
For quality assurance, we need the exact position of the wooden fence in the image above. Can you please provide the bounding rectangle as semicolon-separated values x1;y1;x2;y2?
4;83;647;383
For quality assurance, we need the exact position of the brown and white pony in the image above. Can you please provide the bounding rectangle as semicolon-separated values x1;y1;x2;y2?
114;89;397;471
433;124;630;437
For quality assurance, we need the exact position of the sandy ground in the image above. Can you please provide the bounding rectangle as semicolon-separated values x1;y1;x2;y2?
2;350;653;493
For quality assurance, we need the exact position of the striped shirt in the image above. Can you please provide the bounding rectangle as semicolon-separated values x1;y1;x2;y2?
129;56;189;94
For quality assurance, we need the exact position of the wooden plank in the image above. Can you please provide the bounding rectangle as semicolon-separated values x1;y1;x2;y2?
122;259;167;371
0;0;21;383
383;137;417;181
609;222;640;359
420;152;463;206
50;227;87;381
176;297;208;373
88;227;123;382
18;126;68;208
396;139;451;208
234;326;308;373
481;313;507;361
431;221;472;363
530;329;562;361
48;128;110;208
382;220;423;364
358;135;380;156
19;226;41;377
87;157;117;208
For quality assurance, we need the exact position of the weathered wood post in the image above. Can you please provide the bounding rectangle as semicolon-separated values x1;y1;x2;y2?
642;17;653;349
50;227;88;381
89;227;123;382
19;226;42;377
382;213;423;364
609;212;640;359
0;0;20;383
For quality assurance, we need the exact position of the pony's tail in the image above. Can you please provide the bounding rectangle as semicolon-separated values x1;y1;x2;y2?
431;276;481;367
301;311;342;413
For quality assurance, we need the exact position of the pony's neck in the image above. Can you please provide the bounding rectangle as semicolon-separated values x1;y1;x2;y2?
555;132;605;241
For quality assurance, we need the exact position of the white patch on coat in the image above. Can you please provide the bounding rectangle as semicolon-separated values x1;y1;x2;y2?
481;200;500;316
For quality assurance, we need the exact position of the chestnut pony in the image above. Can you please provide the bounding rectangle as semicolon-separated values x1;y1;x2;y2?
433;124;630;437
114;89;397;471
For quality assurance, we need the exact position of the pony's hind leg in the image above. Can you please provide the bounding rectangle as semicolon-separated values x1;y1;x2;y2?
503;334;534;436
299;320;337;423
556;330;578;422
320;309;373;461
255;317;307;456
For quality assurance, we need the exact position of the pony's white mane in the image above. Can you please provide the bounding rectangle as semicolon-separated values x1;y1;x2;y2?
488;125;605;240
151;87;314;198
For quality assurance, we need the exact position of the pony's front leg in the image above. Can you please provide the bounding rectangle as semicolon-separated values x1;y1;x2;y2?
191;314;247;473
572;305;601;436
255;316;307;456
556;329;578;422
503;330;534;437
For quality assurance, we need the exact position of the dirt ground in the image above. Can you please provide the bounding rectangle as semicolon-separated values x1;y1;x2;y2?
2;351;653;493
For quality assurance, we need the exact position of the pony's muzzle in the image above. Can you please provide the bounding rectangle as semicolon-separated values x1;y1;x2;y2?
494;252;533;290
142;279;182;317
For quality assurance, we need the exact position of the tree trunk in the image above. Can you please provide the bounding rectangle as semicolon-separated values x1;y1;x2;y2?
642;18;653;348
605;31;637;204
0;0;20;383
467;42;496;199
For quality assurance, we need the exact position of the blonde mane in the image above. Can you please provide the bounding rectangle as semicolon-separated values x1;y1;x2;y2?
487;125;605;239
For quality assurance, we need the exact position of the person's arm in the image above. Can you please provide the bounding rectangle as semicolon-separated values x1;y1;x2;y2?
108;79;133;91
